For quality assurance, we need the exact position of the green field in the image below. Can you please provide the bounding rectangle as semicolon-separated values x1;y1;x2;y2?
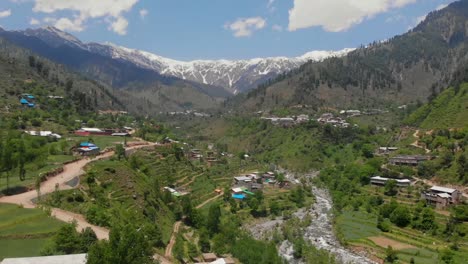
0;204;65;260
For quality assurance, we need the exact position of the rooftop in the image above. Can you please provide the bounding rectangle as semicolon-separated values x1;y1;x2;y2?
430;186;457;194
1;254;86;264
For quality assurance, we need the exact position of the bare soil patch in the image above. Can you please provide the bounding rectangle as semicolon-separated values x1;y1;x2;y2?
368;236;416;250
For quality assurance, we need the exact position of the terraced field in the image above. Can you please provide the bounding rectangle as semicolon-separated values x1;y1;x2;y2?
336;209;468;263
0;204;65;260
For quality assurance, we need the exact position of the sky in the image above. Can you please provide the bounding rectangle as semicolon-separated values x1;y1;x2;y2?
0;0;458;61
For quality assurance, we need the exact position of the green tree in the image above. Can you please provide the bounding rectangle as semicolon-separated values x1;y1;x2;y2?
384;179;398;196
115;144;126;161
206;204;221;236
390;205;411;227
385;246;398;263
199;229;211;253
87;221;153;264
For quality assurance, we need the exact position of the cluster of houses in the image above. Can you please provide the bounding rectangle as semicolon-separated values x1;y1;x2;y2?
24;130;62;139
74;127;130;137
166;110;211;117
19;94;36;108
260;114;310;127
76;142;100;156
317;113;351;128
230;171;289;200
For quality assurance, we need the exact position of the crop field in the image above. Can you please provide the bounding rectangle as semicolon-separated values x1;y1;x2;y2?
0;204;65;260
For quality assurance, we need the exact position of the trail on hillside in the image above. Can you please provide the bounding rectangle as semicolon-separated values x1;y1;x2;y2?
165;221;182;258
196;192;223;209
410;130;431;153
164;192;224;259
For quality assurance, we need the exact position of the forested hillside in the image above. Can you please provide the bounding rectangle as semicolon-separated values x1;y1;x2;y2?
0;28;227;113
405;84;468;129
230;0;468;111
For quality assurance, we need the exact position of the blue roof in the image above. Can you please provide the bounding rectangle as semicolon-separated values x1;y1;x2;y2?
80;142;96;147
28;103;35;107
232;194;246;200
27;95;35;99
20;98;29;104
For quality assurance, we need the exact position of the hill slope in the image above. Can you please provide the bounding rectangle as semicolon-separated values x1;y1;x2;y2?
230;0;468;111
405;84;468;129
0;28;227;112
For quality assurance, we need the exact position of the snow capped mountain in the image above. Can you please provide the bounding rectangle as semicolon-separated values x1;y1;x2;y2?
15;27;354;94
93;43;354;94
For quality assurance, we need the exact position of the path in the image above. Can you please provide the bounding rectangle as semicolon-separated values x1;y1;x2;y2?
165;221;182;258
0;143;155;236
410;130;431;153
164;192;224;259
196;193;223;209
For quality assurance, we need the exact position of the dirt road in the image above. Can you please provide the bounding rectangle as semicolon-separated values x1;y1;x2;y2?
165;221;182;258
0;143;155;237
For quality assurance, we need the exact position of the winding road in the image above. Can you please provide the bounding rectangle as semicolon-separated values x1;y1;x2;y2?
0;142;156;240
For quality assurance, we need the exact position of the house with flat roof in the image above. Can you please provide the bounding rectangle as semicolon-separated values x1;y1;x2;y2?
389;155;431;166
1;254;86;264
370;176;411;187
422;186;462;209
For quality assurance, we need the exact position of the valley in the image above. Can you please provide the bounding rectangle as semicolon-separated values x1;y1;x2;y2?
0;1;468;264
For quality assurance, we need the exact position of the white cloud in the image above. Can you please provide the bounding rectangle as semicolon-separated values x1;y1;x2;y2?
32;0;138;35
30;18;40;25
55;17;84;32
436;4;448;11
415;14;426;25
272;24;283;32
0;9;12;18
139;9;148;19
109;16;129;35
267;0;276;12
225;17;267;37
288;0;417;32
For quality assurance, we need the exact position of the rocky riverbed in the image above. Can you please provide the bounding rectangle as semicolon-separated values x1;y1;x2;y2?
247;171;377;264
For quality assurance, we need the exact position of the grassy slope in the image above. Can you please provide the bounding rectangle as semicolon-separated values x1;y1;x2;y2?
406;84;468;129
0;204;65;260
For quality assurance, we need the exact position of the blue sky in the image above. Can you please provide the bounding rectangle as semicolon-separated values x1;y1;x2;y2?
0;0;457;60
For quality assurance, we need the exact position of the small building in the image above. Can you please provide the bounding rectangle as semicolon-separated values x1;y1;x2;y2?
20;98;29;105
1;254;86;264
389;155;431;166
422;186;462;209
202;253;218;262
25;130;62;139
77;142;100;156
234;176;252;184
377;147;398;155
370;176;411;187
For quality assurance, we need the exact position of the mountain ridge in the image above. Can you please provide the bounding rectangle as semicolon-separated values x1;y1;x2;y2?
228;0;468;111
12;26;353;94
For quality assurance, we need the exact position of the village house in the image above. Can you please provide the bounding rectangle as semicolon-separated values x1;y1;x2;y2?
25;130;62;139
1;254;86;264
389;155;431;166
370;176;411;187
317;113;351;128
421;186;462;209
377;147;398;155
76;142;100;156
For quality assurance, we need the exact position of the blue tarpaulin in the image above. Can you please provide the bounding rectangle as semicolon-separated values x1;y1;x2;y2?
232;194;246;200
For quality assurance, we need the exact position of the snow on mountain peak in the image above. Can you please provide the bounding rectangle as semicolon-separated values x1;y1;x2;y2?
22;26;354;93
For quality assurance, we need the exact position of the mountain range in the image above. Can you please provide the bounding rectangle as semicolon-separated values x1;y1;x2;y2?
1;26;352;95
